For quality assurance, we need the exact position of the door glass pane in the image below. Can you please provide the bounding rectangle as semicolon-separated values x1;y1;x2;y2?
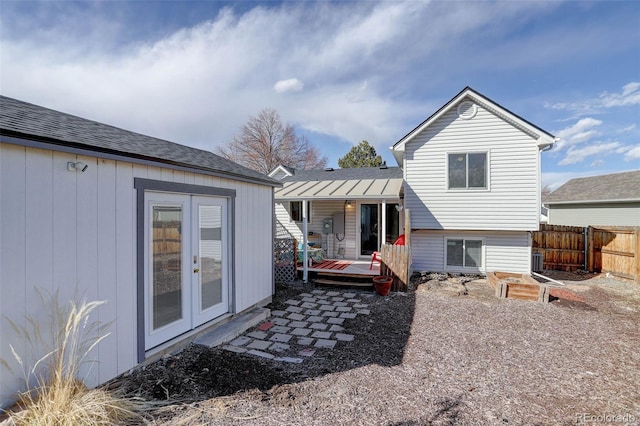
200;205;222;310
360;204;378;255
465;240;483;267
385;204;400;244
446;239;463;266
152;206;183;329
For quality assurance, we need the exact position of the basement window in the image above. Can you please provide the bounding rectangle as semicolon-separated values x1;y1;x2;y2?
446;238;483;269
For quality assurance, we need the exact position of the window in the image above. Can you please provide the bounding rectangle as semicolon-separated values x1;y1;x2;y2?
290;201;311;222
446;238;483;269
448;152;487;189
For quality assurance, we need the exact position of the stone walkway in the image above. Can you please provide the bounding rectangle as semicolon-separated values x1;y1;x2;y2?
221;289;373;363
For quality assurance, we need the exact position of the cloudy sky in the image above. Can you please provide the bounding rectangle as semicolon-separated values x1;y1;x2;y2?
1;0;638;188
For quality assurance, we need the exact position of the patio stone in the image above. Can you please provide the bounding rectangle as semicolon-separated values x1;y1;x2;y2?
333;301;348;307
287;313;305;321
326;317;344;325
297;337;314;345
326;291;341;296
311;290;325;295
299;292;314;297
353;304;369;308
288;321;308;328
258;321;274;331
247;349;275;359
286;306;304;313
329;325;345;332
347;298;361;303
331;297;345;302
315;295;329;299
291;328;312;336
343;293;356;298
247;340;272;350
275;356;303;363
306;315;324;323
298;348;316;357
270;325;291;333
270;333;292;343
270;342;290;352
301;302;318;309
315;339;337;349
309;323;328;330
335;333;355;342
339;313;357;319
301;297;317;303
335;306;352;312
223;345;247;353
322;311;339;317
247;331;268;340
230;336;251;346
319;304;335;311
271;317;290;326
311;331;331;339
357;309;371;315
305;309;321;316
285;299;300;306
271;310;287;317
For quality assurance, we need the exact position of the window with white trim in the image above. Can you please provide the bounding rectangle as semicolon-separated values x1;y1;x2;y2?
290;201;311;222
448;152;487;189
446;238;483;268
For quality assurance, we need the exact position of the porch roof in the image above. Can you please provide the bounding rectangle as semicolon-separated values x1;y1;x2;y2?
274;176;403;200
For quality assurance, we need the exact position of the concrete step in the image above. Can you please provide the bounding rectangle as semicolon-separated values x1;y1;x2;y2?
194;307;270;348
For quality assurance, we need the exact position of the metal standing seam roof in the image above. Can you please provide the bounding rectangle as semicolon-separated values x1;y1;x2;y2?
274;166;404;200
0;95;280;187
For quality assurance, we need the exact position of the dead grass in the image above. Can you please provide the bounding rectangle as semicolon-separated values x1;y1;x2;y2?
1;290;145;426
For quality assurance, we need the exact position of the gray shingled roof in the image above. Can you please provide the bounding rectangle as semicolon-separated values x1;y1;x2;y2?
0;95;279;186
544;170;640;204
281;166;402;182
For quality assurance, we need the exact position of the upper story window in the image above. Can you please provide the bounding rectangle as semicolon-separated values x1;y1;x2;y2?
290;201;311;222
448;152;487;189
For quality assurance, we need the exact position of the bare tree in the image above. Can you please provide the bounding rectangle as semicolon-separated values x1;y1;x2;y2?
217;108;327;174
541;184;553;200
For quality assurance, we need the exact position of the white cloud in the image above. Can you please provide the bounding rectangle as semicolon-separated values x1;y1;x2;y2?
274;78;304;94
558;141;621;165
545;82;640;116
590;159;605;167
624;145;640;162
618;123;637;133
554;118;602;150
600;82;640;107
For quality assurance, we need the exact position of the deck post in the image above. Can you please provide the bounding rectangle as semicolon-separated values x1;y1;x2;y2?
302;199;308;283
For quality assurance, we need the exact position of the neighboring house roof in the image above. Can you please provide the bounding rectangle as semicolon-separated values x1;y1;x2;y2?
391;86;557;167
0;95;280;187
274;166;403;200
268;164;295;179
544;170;640;205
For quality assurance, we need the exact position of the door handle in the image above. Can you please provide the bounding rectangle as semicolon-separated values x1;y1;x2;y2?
193;268;200;273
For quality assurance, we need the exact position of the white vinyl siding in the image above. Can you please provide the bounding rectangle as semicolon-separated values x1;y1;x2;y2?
412;230;531;274
0;143;274;409
547;202;640;227
404;102;540;231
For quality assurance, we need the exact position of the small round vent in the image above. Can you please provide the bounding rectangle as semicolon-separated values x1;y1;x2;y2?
457;101;477;120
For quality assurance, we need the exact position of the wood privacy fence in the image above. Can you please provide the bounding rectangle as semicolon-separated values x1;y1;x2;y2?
532;224;640;282
380;244;411;292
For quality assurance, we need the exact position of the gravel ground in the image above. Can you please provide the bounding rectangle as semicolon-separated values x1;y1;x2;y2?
111;272;640;425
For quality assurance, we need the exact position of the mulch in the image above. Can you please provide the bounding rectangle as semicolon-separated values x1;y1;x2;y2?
108;272;640;425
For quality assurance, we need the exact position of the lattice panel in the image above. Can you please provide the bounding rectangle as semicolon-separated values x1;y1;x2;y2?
274;238;296;284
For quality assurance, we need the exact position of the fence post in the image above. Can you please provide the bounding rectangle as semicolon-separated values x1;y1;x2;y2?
635;228;640;284
587;226;594;272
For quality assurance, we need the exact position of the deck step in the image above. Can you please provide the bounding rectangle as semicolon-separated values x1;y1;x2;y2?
315;278;374;288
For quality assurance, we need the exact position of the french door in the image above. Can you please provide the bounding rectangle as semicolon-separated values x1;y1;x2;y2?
144;192;229;350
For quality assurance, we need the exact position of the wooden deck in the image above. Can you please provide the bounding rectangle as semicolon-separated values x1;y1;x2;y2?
297;259;379;287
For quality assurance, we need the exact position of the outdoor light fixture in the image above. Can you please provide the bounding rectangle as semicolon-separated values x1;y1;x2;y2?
345;200;353;207
67;161;88;172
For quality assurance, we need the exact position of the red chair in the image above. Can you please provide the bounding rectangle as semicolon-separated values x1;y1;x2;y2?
370;234;405;269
